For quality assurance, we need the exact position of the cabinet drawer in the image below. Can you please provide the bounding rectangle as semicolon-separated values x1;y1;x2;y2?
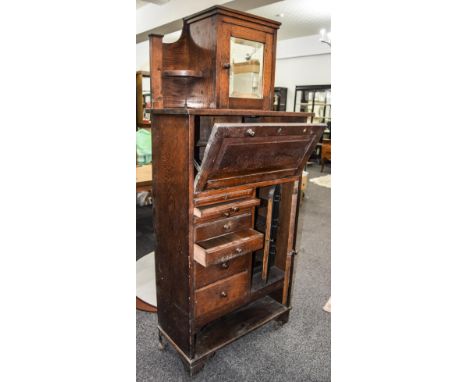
194;228;264;267
193;198;260;222
194;188;254;207
195;270;249;318
195;254;249;289
194;213;252;242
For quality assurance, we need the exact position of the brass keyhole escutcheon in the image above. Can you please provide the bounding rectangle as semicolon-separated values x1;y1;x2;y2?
220;291;228;298
223;223;231;230
235;248;242;253
221;261;229;269
246;128;255;136
223;211;230;217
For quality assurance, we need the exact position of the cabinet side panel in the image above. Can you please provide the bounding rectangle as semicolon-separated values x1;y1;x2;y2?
152;114;191;354
188;16;217;108
149;35;163;109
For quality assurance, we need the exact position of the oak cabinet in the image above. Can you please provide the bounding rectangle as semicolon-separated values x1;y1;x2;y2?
148;6;325;376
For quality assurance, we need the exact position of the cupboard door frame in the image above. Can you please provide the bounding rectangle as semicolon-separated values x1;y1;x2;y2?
218;23;274;110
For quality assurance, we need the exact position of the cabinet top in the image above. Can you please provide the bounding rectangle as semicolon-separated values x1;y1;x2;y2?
184;5;281;29
151;108;313;118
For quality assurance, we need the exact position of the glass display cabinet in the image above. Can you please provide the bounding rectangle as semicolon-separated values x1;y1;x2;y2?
136;71;151;128
294;85;331;161
294;84;331;124
273;87;288;111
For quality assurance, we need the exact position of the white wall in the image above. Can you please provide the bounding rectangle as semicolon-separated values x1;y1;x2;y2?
275;54;331;111
136;31;182;71
136;40;150;71
275;34;331;111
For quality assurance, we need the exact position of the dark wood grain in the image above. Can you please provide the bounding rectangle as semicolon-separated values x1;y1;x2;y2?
152;114;192;354
149;35;163;109
149;6;280;110
152;108;312;117
193;197;260;221
282;181;299;305
195;296;288;358
195;270;249;319
195;254;249;289
195;212;252;242
194;123;325;192
148;5;323;374
194;187;254;207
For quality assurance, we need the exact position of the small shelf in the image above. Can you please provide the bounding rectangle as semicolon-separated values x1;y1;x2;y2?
163;69;203;78
251;266;284;293
194;228;264;267
195;296;289;359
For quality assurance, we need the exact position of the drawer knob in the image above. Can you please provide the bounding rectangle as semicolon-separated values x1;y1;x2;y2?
231;207;239;212
223;211;230;217
221;261;230;269
246;128;255;137
235;248;242;254
223;223;231;230
220;291;228;298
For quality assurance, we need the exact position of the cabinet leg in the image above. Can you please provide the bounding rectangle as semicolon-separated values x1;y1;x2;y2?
274;311;290;328
180;359;206;377
157;329;167;351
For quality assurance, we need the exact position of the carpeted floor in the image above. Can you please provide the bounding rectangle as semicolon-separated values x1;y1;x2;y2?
136;164;331;382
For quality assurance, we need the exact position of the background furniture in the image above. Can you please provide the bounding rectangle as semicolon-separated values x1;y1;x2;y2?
294;85;331;162
149;6;324;375
136;164;152;193
136;252;158;313
321;141;331;172
136;71;151;128
273;87;288;111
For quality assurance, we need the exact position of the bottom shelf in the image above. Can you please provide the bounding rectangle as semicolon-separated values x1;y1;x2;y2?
195;295;289;359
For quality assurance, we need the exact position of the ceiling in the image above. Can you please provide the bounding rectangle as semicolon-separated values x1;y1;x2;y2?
248;0;330;40
136;0;330;41
136;0;171;8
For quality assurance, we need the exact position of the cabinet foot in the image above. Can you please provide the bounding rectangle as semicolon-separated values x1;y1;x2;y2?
181;359;206;377
157;329;167;351
274;311;290;328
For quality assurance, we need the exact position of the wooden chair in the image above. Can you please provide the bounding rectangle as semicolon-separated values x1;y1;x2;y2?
321;140;331;172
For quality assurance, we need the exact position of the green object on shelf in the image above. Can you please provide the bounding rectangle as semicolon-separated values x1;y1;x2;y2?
136;128;152;165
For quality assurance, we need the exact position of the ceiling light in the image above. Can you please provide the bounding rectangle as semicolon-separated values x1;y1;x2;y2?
319;28;331;47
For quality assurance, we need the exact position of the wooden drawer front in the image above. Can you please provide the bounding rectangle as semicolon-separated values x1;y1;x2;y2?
194;123;325;192
195;213;252;242
195;254;249;289
194;228;264;267
194;188;254;207
194;197;260;222
195;271;249;318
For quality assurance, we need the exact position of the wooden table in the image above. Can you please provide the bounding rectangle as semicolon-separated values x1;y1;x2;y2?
136;164;152;192
136;164;156;312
